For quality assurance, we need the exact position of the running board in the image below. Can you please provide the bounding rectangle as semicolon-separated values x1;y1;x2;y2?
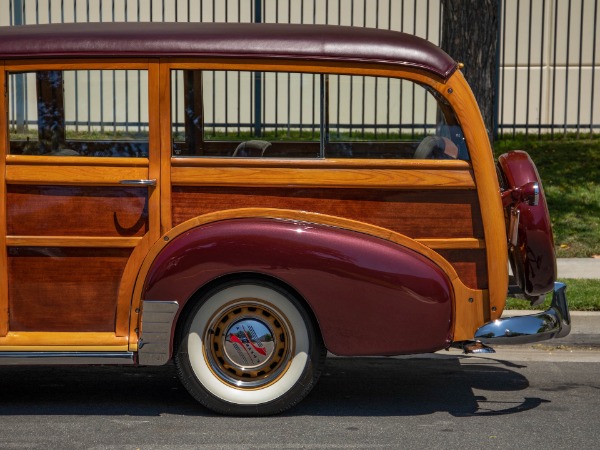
0;352;134;365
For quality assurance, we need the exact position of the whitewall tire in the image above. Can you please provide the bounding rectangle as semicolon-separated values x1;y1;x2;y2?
174;278;326;415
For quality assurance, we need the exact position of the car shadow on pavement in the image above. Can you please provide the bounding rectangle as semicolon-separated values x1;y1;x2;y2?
291;356;548;417
0;356;546;417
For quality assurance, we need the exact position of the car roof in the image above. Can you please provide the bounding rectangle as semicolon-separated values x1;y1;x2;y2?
0;22;457;80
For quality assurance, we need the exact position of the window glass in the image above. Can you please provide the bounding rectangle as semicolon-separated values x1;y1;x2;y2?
8;70;149;157
326;75;468;160
171;70;320;158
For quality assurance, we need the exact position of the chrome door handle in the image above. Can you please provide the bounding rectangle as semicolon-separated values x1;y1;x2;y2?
119;179;157;187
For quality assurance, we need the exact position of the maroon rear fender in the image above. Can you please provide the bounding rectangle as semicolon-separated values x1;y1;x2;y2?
143;218;453;356
498;151;557;298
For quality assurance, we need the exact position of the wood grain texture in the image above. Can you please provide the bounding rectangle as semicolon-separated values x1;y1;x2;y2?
171;157;472;169
7;185;149;237
436;249;488;290
5;59;149;72
172;187;484;239
117;234;153;339
444;73;508;319
6;236;142;247
5;164;149;185
148;61;162;243
159;62;173;233
8;247;132;332
0;331;128;350
163;58;447;86
0;62;8;336
171;166;475;189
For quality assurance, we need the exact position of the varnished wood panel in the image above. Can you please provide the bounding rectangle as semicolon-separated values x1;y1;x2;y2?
6;236;142;247
7;185;149;237
437;249;488;290
5;164;149;185
445;73;508;318
8;247;132;332
171;187;484;239
171;166;475;189
0;62;8;336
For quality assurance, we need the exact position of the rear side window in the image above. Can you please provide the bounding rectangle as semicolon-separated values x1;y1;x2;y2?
170;69;469;160
8;70;149;157
171;70;321;158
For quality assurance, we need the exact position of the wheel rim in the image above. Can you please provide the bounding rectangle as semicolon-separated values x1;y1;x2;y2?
204;299;294;389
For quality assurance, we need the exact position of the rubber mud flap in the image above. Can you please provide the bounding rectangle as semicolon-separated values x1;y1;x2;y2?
498;150;557;298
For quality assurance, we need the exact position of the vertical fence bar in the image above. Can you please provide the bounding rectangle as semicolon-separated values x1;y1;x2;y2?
525;0;532;137
512;0;520;137
576;0;585;137
253;0;262;137
550;0;558;138
13;0;26;133
493;0;503;140
537;0;545;137
590;0;598;137
563;0;572;136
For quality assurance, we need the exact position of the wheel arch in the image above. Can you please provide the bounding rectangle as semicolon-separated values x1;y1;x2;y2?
133;208;486;359
172;271;323;355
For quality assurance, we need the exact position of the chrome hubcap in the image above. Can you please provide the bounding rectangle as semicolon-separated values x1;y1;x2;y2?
204;300;292;388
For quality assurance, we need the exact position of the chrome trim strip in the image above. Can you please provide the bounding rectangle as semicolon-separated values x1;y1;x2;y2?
138;300;179;366
475;282;571;345
119;179;157;186
0;352;134;365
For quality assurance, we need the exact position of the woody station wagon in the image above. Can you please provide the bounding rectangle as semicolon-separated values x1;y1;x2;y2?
0;22;570;415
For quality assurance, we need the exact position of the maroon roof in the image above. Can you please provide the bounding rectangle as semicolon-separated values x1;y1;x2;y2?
0;22;457;79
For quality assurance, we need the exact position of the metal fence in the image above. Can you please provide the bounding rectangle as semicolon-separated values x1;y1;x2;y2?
2;0;599;139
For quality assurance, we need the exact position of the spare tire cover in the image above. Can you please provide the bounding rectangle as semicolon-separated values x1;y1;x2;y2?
498;150;557;297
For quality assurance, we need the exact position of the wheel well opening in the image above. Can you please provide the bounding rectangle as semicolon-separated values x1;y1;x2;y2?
173;272;323;354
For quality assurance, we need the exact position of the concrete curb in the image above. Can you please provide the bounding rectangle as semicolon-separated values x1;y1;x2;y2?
557;258;600;279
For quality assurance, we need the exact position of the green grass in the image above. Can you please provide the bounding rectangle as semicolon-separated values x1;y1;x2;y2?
505;278;600;311
494;136;600;257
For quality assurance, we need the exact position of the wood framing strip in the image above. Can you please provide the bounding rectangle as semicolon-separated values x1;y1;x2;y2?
6;155;149;166
0;62;8;336
445;73;508;320
171;157;472;170
4;59;150;72
148;60;163;242
6;236;142;248
163;58;447;86
0;331;128;349
417;238;485;250
159;61;173;233
171;166;475;189
5;164;149;185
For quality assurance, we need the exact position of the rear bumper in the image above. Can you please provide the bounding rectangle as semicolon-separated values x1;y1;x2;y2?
474;282;571;345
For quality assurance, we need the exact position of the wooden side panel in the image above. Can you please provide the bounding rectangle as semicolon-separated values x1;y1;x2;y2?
0;62;8;336
436;249;488;290
171;187;484;239
7;185;149;237
8;247;132;332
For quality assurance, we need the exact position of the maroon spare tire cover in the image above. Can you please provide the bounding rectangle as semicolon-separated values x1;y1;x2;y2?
498;150;557;297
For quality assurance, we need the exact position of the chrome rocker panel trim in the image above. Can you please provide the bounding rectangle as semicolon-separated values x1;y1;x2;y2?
475;282;571;345
0;352;134;365
137;300;179;366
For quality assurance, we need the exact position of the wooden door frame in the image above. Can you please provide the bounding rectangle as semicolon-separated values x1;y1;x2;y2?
0;59;161;349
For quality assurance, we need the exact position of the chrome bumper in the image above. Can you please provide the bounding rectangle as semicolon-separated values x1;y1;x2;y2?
474;282;571;345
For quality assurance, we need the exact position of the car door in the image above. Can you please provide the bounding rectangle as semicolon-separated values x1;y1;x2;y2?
0;61;160;351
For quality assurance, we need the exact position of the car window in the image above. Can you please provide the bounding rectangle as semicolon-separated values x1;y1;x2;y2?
171;70;321;158
8;70;149;157
170;69;468;160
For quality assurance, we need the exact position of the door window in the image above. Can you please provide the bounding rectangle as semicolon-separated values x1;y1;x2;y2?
8;70;149;157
